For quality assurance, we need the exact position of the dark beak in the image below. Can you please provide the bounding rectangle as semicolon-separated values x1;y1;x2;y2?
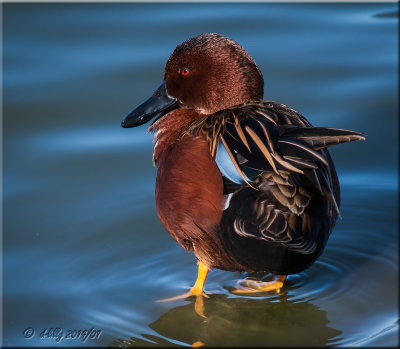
121;81;179;128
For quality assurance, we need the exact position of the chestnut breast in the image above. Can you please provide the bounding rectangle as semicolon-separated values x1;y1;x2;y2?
155;135;224;262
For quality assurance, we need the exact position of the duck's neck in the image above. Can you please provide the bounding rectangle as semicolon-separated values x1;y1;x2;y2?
148;108;204;164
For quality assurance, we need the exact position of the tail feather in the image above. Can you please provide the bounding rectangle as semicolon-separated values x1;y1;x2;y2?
280;127;366;150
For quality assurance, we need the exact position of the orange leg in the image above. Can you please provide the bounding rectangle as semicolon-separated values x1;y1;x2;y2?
189;261;209;296
157;261;210;317
232;275;286;294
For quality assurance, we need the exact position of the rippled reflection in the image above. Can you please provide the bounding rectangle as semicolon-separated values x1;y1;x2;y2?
113;294;342;347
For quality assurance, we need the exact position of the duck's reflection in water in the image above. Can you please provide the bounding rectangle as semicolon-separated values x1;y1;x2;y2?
112;292;342;347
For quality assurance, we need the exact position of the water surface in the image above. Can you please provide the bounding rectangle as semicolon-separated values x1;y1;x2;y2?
2;3;398;347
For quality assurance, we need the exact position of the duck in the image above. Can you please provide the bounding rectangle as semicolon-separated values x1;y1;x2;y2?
121;33;365;316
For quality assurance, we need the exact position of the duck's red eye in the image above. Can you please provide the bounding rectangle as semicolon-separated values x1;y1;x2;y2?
181;68;190;76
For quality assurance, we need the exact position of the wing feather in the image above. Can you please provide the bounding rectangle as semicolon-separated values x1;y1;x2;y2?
200;101;365;254
245;125;279;174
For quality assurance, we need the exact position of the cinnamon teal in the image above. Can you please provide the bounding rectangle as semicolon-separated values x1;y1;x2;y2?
121;33;365;316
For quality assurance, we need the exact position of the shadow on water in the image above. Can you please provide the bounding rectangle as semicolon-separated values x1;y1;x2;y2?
112;293;342;347
373;10;399;18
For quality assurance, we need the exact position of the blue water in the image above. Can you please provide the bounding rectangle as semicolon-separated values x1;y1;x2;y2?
2;3;398;347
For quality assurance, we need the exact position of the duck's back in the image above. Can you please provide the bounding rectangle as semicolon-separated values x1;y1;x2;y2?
196;101;349;274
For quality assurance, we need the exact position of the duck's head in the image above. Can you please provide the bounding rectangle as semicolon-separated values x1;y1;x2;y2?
121;33;264;128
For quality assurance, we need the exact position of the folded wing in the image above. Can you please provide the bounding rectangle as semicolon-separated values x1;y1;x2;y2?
214;101;365;254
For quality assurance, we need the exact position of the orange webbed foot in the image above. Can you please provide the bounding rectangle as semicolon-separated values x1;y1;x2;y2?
232;275;286;294
156;261;210;318
156;288;209;318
